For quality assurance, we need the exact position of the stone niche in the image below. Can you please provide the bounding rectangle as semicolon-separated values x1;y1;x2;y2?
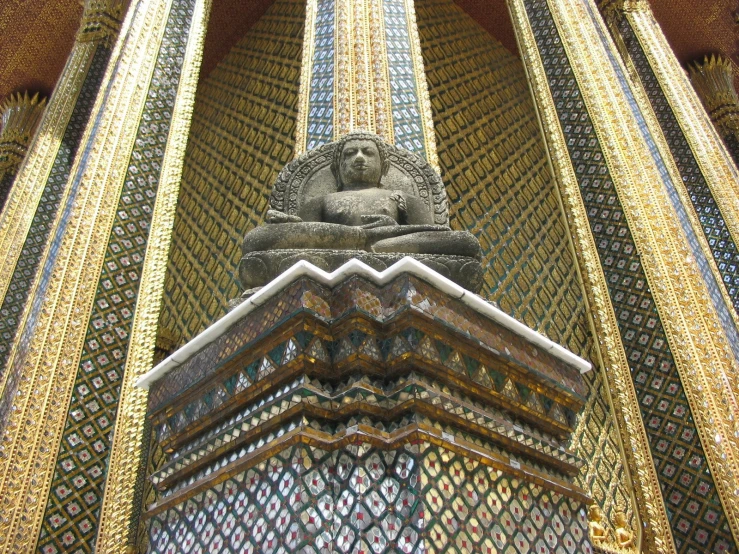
138;258;594;553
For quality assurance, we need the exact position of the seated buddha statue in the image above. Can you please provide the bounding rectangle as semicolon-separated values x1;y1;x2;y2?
238;131;483;294
242;132;481;258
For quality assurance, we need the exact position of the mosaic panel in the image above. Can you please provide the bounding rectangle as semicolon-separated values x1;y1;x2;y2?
523;0;735;551
146;442;591;553
383;0;427;158
0;45;112;380
614;16;739;317
305;0;335;151
416;0;634;533
35;2;197;552
150;372;581;490
420;444;592;554
158;0;304;344
146;444;425;553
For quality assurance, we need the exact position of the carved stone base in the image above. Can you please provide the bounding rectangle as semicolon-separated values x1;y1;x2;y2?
239;249;484;292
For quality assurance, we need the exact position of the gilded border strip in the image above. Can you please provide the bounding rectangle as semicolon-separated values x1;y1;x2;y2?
0;45;113;391
95;0;212;549
0;0;174;550
353;0;374;131
505;0;675;550
603;12;739;342
294;0;317;156
335;0;352;135
0;41;99;308
403;0;438;170
550;0;739;542
369;0;393;142
627;8;739;255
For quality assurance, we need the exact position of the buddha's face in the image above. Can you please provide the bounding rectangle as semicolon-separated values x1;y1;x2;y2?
338;139;383;189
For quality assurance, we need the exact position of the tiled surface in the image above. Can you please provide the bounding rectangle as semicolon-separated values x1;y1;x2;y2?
149;275;586;416
145;443;591;553
36;2;196;552
0;168;16;209
524;0;734;551
0;45;111;380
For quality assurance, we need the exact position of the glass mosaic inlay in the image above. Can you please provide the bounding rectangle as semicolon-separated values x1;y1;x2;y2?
306;0;335;150
523;0;735;551
0;45;112;382
384;0;427;158
615;15;739;323
36;2;197;552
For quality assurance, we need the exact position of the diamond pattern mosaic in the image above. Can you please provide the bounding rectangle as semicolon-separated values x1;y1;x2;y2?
158;0;303;343
615;16;739;316
306;0;335;151
420;444;591;554
0;45;112;381
35;2;196;552
524;0;734;551
146;442;591;553
383;0;427;158
416;0;635;535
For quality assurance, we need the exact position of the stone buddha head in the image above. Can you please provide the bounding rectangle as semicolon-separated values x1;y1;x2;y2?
330;131;390;191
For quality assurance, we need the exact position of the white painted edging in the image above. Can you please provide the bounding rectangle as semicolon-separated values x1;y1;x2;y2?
136;257;591;390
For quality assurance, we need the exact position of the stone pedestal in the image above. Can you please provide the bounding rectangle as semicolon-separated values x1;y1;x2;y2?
138;259;594;553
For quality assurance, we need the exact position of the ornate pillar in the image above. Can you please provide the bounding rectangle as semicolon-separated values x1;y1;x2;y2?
0;92;46;209
508;0;739;551
599;0;739;325
0;0;212;552
0;0;122;386
295;0;437;167
688;54;739;168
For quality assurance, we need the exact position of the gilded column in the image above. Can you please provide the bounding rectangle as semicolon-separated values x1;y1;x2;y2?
599;0;739;325
688;54;739;168
295;0;437;168
0;93;46;209
508;0;739;551
0;0;211;553
0;0;122;388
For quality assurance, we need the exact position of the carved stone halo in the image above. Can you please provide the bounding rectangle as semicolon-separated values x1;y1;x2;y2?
269;133;450;226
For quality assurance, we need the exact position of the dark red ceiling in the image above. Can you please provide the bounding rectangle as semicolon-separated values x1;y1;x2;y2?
1;0;737;105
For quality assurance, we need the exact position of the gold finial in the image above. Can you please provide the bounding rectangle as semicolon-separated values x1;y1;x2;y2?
0;92;47;171
688;54;739;136
599;0;649;20
77;0;124;45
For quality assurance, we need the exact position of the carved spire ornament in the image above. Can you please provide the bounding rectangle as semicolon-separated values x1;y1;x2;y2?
0;92;47;207
688;54;739;145
77;0;124;45
0;92;47;171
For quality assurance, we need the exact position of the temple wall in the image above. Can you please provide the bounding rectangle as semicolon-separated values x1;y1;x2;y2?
158;0;304;342
155;0;636;537
417;0;637;535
